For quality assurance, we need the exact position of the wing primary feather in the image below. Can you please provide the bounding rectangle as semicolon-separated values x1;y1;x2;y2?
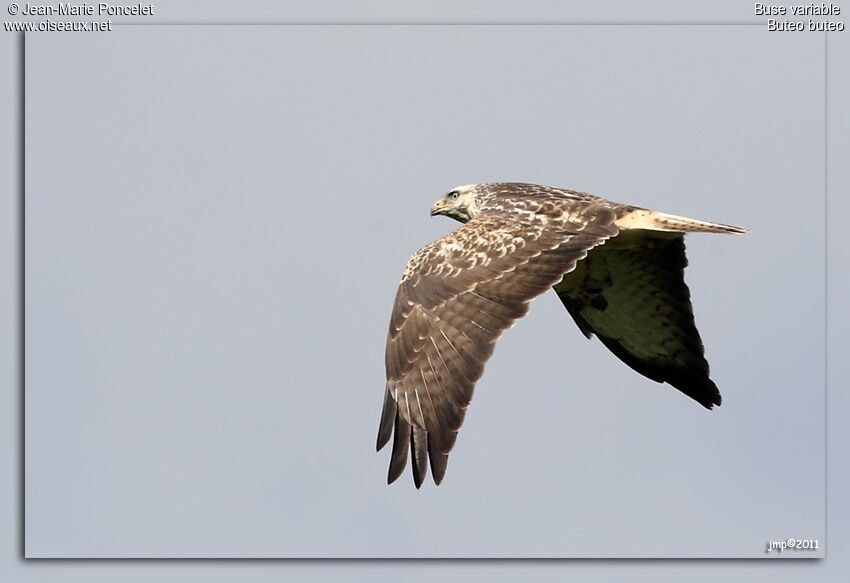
428;432;449;485
413;386;426;429
387;410;410;484
376;386;396;452
411;427;429;488
420;363;439;418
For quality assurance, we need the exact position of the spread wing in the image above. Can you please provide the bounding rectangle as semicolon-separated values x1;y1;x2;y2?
553;229;721;408
378;205;619;487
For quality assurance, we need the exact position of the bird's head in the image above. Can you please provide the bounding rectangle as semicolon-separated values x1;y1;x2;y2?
429;184;482;223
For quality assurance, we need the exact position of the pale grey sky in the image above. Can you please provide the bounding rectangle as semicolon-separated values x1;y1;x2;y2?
22;24;825;558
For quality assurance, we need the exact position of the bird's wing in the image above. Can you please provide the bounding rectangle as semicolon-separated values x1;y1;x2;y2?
553;229;721;408
378;204;619;487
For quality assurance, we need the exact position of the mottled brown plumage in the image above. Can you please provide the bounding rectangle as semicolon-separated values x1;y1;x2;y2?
378;183;746;487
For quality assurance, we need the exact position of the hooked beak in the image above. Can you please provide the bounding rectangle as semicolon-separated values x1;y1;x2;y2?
430;200;446;216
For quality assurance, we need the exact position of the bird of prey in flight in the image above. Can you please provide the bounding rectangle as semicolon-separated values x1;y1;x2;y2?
377;182;747;488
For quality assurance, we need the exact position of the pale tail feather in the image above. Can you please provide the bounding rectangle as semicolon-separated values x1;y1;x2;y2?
615;208;749;234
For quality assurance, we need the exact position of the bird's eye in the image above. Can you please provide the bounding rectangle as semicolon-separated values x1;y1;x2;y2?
447;191;459;201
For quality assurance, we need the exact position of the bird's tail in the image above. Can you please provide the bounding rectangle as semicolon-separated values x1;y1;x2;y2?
615;208;749;235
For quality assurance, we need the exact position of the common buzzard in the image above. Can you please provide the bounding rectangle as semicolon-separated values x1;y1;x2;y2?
377;183;747;487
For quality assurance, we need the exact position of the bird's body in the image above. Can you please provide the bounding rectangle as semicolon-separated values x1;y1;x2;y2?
378;182;747;487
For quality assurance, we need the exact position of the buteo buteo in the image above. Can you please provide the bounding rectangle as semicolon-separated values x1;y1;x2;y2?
377;183;747;487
